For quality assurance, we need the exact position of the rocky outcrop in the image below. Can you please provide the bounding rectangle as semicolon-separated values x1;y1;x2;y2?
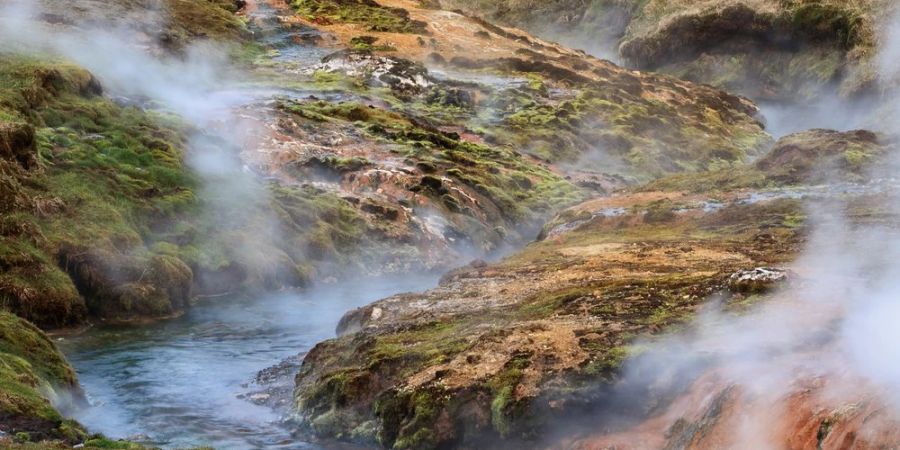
618;0;881;101
756;128;887;184
288;0;773;181
443;0;887;102
315;51;434;95
292;186;806;448
290;122;896;448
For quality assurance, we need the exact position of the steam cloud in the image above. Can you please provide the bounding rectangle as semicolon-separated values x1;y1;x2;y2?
0;0;282;285
554;7;900;447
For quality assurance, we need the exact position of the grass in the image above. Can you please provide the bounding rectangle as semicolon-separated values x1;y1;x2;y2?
162;0;250;49
0;53;208;326
0;312;85;443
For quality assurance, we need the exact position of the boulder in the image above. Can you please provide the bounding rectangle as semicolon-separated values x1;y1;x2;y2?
727;267;790;293
756;129;886;184
316;51;434;94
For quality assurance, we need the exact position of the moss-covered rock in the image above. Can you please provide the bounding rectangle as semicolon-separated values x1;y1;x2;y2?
442;0;888;101
0;312;85;443
292;186;808;448
644;128;892;192
756;128;887;184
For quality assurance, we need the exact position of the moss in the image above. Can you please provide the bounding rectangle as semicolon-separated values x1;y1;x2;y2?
581;345;629;378
0;54;209;324
488;352;531;437
0;312;86;443
517;286;596;319
291;0;428;34
643;200;677;224
790;3;865;50
642;166;772;193
350;35;398;52
484;85;770;178
160;0;250;49
282;99;583;227
385;389;443;450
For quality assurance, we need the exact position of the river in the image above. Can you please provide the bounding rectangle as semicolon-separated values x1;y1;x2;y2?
57;276;437;449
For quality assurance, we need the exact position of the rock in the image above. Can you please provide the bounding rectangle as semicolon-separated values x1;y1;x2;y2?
315;51;434;94
727;267;790;293
442;0;883;101
293;192;805;448
756;129;887;184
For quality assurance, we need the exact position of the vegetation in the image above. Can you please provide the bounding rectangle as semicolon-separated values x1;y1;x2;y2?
0;312;85;443
291;0;429;34
280;99;583;227
0;54;203;326
163;0;250;46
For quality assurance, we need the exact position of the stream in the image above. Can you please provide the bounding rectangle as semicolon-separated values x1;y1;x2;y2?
57;276;437;449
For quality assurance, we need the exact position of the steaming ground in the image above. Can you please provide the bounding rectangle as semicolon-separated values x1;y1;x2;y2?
558;10;900;446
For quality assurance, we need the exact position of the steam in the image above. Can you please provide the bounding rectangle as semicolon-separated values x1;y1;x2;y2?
557;8;900;446
0;0;282;287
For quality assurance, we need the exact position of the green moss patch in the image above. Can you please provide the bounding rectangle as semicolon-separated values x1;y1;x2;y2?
0;312;85;443
291;0;428;34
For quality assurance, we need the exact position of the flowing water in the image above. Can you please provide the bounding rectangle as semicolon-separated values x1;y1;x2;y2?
58;276;437;449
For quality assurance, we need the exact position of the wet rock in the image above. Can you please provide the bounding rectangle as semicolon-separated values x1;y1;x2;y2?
316;51;434;94
727;267;790;293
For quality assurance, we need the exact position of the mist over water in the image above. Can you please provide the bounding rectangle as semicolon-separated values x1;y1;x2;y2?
58;275;439;449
